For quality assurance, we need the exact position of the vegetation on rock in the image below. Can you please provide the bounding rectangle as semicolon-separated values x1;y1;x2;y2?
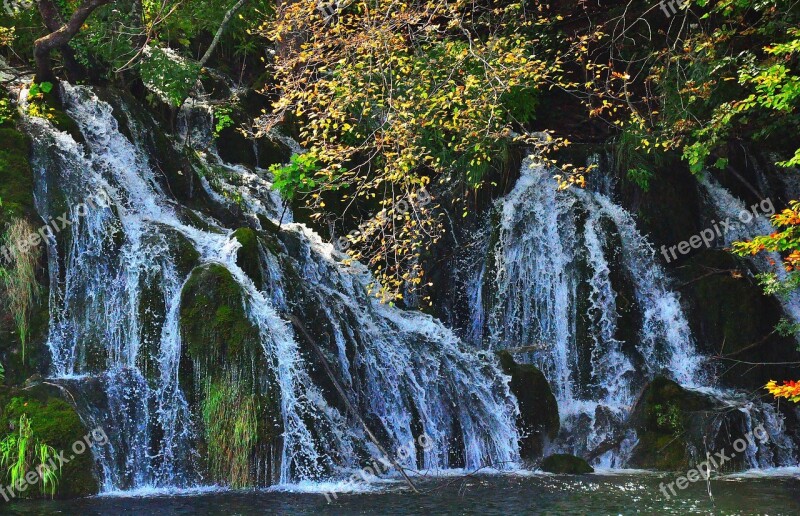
0;385;99;498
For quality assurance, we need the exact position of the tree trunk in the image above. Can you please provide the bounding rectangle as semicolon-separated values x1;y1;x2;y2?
37;0;86;82
34;0;112;83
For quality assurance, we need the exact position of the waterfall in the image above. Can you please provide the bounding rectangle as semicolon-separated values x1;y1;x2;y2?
21;83;519;491
474;157;795;468
699;174;800;322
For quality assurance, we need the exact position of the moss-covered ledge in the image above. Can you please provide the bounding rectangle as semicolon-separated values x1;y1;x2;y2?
0;384;99;500
0;123;51;385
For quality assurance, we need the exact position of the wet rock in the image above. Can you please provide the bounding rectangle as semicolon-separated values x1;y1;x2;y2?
497;351;560;461
674;250;800;390
232;227;263;285
178;264;282;487
540;453;594;474
627;377;750;472
0;126;51;385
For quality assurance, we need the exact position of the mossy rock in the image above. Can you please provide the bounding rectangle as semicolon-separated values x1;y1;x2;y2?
627;377;749;472
0;126;51;385
254;136;291;169
0;128;36;219
28;90;84;146
0;384;99;499
179;264;261;375
178;263;282;487
232;227;263;285
628;377;710;471
497;351;560;461
215;107;257;168
540;453;594;474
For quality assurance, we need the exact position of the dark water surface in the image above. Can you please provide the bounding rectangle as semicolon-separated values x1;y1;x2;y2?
5;472;800;515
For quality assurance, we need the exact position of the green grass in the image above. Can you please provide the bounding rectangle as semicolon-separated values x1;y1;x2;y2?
0;414;61;498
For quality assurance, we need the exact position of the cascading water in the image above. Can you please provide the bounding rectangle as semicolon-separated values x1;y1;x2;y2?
471;157;796;468
699;174;800;322
21;83;519;492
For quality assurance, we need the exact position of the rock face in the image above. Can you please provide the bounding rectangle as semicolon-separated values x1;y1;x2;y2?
232;227;263;285
179;264;282;488
627;377;752;472
540;453;594;474
0;125;50;385
0;384;99;499
675;250;800;390
497;351;560;462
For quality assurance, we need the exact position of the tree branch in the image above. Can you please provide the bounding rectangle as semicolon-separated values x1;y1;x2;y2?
198;0;249;69
34;0;113;82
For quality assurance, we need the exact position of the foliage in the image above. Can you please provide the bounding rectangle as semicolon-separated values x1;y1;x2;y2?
28;81;53;97
732;200;800;295
733;201;800;402
0;219;42;361
64;0;272;77
212;105;234;138
201;381;259;488
765;380;800;403
0;97;13;126
268;153;320;202
654;403;683;436
139;47;200;107
258;0;582;301
0;414;60;498
0;26;15;47
577;1;800;175
615;119;670;192
25;82;58;121
142;0;273;60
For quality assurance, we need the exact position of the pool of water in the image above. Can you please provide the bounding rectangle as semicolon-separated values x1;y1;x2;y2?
6;471;800;515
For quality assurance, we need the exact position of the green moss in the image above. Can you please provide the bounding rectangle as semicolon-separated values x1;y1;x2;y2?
0;126;51;385
0;128;36;219
540;454;594;474
178;264;282;487
0;384;99;498
180;264;261;368
498;351;560;461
